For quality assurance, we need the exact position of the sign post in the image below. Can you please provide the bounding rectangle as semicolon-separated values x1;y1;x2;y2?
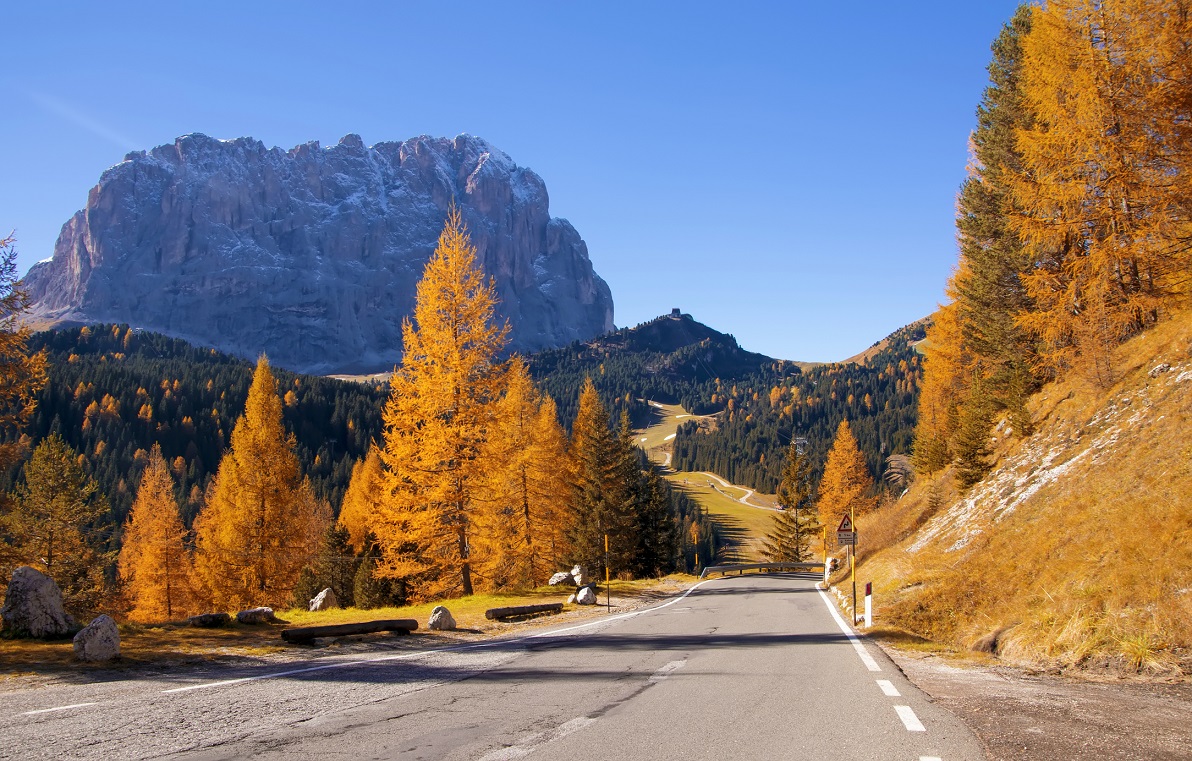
837;514;858;624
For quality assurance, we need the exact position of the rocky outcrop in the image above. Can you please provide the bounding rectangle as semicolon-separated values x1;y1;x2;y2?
73;615;120;662
25;133;614;374
188;612;231;628
1;566;74;639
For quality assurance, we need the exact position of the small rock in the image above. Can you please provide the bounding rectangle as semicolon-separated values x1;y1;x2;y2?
188;612;231;628
427;605;456;631
566;593;577;604
1149;363;1172;378
571;565;589;586
1;566;73;639
73;615;120;662
309;588;339;612
548;571;575;586
576;587;597;605
236;607;277;625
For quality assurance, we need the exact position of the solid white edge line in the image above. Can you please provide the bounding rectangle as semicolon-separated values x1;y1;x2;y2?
22;702;98;715
919;757;942;761
895;705;926;732
814;585;881;671
876;679;900;697
163;578;717;694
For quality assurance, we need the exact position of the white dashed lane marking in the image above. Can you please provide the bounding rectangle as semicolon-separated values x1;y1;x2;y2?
815;586;881;672
22;702;98;716
895;705;926;732
876;679;901;697
648;659;687;683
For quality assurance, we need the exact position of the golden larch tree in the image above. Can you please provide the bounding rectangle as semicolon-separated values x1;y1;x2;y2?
1012;0;1192;385
0;235;47;474
338;446;385;553
376;206;509;599
193;355;327;609
118;444;198;621
816;420;875;534
473;357;569;590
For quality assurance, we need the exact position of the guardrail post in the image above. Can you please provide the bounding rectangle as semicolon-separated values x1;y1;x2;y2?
864;582;872;628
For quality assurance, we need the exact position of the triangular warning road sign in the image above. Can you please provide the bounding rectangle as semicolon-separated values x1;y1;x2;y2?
837;514;853;532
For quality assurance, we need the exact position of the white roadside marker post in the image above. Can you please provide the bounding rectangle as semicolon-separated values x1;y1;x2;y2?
864;581;873;628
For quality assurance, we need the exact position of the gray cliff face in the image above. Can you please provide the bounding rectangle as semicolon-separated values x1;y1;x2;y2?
25;133;614;374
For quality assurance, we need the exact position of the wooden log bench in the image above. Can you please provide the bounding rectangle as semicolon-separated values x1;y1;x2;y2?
484;603;564;621
280;618;419;643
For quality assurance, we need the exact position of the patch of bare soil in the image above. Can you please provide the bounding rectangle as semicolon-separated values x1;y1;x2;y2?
880;645;1192;760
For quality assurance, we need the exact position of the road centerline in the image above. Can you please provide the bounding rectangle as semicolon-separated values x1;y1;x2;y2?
895;705;927;732
22;702;99;715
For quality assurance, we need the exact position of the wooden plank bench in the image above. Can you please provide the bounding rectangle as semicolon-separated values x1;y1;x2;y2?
484;603;564;621
280;618;419;643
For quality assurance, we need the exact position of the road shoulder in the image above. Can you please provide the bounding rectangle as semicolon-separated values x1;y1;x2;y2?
874;641;1192;760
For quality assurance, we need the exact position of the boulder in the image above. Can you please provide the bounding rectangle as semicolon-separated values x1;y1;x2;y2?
566;593;577;604
1;566;73;639
427;605;456;631
571;565;589;586
576;587;598;605
548;571;575;586
73;615;120;662
188;612;231;628
309;588;339;612
236;607;277;625
1150;363;1172;378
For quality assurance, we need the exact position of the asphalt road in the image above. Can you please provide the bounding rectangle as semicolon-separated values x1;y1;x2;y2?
3;574;985;760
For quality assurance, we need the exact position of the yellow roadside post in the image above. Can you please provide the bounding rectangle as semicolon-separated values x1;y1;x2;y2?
605;534;611;613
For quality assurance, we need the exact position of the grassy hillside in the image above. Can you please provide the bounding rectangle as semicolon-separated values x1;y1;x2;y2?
852;312;1192;673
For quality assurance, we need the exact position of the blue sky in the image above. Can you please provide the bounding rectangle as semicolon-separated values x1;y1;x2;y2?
3;1;1021;362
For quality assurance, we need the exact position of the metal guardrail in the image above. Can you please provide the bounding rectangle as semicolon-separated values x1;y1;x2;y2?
698;561;825;579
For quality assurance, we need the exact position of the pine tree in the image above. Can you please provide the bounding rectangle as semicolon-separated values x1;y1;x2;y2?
952;4;1039;431
118;444;198;621
376;206;509;600
816;420;874;533
1;434;110;612
630;461;677;578
193;355;327;609
353;532;405;609
338;447;384;553
564;378;621;577
953;374;996;490
762;438;819;562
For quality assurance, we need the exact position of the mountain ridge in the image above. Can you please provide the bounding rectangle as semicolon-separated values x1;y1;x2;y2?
24;132;614;374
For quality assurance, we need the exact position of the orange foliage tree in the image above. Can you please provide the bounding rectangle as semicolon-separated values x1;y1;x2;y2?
815;420;875;533
193;355;327;609
473;357;569;589
376;207;509;599
118;444;198;620
338;446;385;553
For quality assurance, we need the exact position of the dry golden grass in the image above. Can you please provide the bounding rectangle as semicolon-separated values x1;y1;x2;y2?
854;311;1192;675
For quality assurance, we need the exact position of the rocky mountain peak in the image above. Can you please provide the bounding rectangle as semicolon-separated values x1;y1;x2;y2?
25;133;614;374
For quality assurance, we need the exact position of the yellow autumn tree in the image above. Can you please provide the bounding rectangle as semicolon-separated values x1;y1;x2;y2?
1012;0;1192;385
816;420;874;534
0;235;47;474
912;298;967;474
376;206;509;600
473;357;569;590
118;444;198;621
338;446;385;553
193;355;328;609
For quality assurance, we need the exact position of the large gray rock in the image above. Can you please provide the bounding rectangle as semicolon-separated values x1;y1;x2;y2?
427;605;456;631
571;565;589;586
309;587;338;612
73;614;120;662
576;587;598;605
1;566;73;639
548;571;575;586
25;133;614;374
236;607;277;625
188;612;231;628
